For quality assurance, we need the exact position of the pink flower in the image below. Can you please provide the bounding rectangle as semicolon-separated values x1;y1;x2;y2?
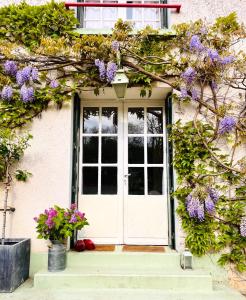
75;210;85;219
69;214;77;223
70;204;77;210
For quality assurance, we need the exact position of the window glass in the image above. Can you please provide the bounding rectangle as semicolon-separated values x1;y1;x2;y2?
148;167;163;195
128;167;144;195
83;167;98;194
101;167;117;194
147;137;163;164
128;137;144;164
147;107;163;134
102;137;117;163
83;137;98;163
128;108;144;134
102;107;118;133
83;107;99;133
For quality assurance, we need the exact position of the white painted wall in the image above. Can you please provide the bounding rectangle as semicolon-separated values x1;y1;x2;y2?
169;0;246;25
0;103;73;252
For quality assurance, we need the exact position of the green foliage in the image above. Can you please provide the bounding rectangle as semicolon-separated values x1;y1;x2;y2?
171;121;246;271
213;12;240;34
170;121;212;182
15;169;32;182
0;130;32;180
0;1;78;47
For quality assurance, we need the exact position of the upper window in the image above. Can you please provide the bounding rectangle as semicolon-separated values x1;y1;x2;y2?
77;0;168;30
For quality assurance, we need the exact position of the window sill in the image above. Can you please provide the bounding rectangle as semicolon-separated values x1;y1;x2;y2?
75;28;176;36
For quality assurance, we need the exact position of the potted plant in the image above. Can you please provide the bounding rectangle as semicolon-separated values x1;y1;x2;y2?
0;130;32;293
34;204;88;272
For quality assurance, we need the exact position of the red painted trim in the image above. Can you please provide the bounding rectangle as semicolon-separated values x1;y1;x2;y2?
65;2;181;13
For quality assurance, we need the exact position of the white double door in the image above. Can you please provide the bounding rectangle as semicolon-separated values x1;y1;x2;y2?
78;100;168;245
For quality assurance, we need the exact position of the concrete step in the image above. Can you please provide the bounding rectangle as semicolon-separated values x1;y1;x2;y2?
67;251;182;269
1;282;245;300
34;266;212;291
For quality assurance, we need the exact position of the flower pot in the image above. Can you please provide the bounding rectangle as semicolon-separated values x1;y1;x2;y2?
48;240;67;272
0;238;30;293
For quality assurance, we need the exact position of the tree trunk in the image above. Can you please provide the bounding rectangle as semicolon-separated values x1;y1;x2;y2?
1;163;10;245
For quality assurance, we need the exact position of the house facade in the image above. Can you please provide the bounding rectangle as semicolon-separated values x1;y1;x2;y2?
0;0;245;255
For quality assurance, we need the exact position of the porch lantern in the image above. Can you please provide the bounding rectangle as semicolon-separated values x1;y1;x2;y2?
111;69;129;99
180;248;193;270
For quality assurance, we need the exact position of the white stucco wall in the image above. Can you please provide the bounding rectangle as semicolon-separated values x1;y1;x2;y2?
0;103;72;252
169;0;246;25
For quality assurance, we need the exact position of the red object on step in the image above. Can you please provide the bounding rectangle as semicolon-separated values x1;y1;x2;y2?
83;239;95;250
74;240;86;252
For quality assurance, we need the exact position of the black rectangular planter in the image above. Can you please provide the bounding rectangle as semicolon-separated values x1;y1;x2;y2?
0;238;30;293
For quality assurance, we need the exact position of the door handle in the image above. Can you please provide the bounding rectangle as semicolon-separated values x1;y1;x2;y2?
124;174;131;177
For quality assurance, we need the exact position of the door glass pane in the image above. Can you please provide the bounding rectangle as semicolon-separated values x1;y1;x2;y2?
101;167;117;194
102;107;118;133
147;107;163;134
147;137;163;164
128;108;144;134
128;137;144;164
83;107;99;133
148;167;163;195
102;137;117;163
83;137;98;163
83;167;98;194
128;167;144;195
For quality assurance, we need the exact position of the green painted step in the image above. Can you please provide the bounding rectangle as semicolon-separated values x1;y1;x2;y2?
34;266;212;291
67;251;182;269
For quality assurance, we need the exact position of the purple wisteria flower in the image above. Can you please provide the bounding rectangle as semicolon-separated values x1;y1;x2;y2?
4;60;18;76
31;67;38;81
112;41;120;51
16;71;25;86
205;196;215;214
181;67;196;85
106;61;117;82
1;85;13;101
21;66;32;81
180;87;189;100
208;188;219;203
20;85;34;103
189;35;205;52
208;49;220;63
240;217;246;237
16;66;32;85
218;116;236;134
221;55;235;65
69;214;77;223
50;79;59;88
191;88;199;101
95;59;106;80
186;194;204;221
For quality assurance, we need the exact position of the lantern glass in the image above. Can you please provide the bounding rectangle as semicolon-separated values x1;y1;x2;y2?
111;69;129;99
